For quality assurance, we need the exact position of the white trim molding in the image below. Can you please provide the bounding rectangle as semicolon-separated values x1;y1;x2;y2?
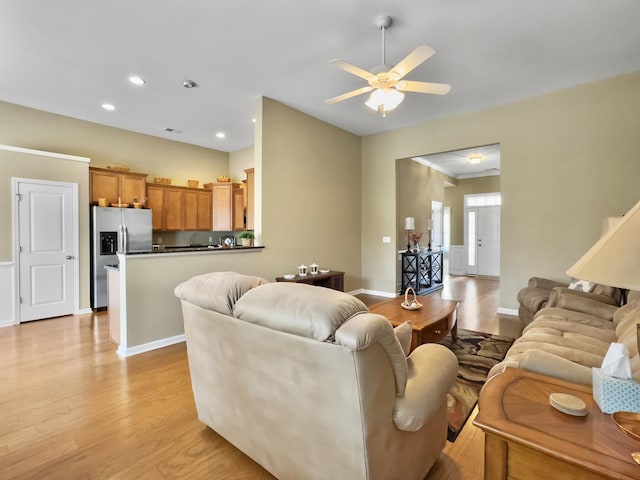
498;307;518;316
0;262;15;327
116;334;186;357
0;144;90;163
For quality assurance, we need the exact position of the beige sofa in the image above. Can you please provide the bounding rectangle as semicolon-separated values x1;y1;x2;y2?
517;276;622;325
174;272;458;480
489;288;640;385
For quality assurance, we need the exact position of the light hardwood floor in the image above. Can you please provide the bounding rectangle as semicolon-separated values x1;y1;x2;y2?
0;275;521;479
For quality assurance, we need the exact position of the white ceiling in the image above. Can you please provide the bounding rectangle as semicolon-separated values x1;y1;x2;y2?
413;144;501;179
1;1;639;153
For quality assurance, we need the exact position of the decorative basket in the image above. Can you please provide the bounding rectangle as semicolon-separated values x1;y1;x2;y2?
217;176;231;183
203;182;214;189
106;164;130;172
187;180;199;188
401;287;423;310
154;177;172;185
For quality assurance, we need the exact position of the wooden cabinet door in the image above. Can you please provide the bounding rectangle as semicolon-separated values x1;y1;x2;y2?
244;168;254;230
212;183;232;231
120;174;147;204
183;190;198;231
146;185;165;231
197;190;212;230
90;169;119;204
232;183;245;230
164;188;184;231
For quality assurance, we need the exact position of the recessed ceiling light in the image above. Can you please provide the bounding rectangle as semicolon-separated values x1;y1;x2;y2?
128;75;145;86
252;118;256;123
101;103;116;111
468;154;483;164
215;132;226;139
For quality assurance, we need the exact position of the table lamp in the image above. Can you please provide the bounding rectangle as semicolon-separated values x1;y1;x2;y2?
405;217;415;251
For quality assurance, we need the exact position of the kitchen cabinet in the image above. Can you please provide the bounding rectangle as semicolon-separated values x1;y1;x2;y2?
232;183;245;230
184;189;213;231
244;168;254;230
89;167;147;205
211;183;232;231
147;183;212;231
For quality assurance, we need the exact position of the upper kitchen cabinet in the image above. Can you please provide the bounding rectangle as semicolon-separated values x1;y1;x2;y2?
244;168;255;230
147;183;212;231
232;183;245;231
211;183;232;231
89;167;147;205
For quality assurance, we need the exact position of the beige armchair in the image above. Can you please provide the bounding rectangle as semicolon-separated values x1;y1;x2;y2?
175;272;458;480
517;276;622;325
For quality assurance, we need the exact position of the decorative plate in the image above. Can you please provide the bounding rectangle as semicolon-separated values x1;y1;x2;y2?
549;393;588;416
320;269;330;273
612;411;640;440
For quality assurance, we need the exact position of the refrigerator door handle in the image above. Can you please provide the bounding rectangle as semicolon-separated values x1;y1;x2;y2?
118;224;128;253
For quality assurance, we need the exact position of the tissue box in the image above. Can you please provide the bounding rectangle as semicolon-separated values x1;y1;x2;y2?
592;368;640;414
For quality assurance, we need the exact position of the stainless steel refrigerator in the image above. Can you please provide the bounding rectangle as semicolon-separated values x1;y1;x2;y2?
90;206;152;309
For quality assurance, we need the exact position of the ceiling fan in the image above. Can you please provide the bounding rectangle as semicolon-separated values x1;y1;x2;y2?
325;15;451;117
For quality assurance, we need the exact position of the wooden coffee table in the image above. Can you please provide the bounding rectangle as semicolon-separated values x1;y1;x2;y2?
369;295;458;352
474;367;640;479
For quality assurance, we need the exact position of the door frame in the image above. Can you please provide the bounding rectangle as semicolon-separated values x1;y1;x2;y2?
12;177;80;324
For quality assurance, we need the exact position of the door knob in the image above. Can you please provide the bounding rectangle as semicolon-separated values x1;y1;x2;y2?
65;255;74;260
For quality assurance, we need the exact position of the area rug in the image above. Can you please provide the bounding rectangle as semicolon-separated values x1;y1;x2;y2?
439;329;514;441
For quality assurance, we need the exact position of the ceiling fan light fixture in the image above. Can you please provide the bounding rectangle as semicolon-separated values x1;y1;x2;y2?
365;88;404;117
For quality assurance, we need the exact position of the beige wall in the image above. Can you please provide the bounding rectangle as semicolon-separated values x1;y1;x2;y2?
362;71;640;309
396;159;449;251
259;97;362;290
444;175;501;246
229;145;255;183
0;101;231;310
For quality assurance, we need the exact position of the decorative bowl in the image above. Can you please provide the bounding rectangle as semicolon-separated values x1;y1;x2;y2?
283;274;296;279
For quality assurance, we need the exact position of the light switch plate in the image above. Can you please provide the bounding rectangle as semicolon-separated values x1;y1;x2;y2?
382;236;391;243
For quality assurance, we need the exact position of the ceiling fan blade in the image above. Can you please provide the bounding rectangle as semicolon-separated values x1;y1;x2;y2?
325;86;374;104
389;45;435;80
329;59;375;80
395;80;451;95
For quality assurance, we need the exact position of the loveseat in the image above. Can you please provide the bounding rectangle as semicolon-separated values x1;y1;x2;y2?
489;287;640;385
174;271;458;480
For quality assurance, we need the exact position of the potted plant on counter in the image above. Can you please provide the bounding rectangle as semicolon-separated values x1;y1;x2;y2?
239;231;255;247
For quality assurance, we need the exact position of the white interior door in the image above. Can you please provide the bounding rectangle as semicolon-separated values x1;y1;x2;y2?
477;206;500;276
17;180;76;322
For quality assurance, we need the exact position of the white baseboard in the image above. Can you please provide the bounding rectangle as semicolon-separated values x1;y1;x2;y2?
498;307;518;316
117;334;186;357
75;308;93;315
349;288;396;298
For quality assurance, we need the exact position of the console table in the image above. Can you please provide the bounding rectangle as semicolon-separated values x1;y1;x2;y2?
400;250;443;295
473;368;639;479
275;270;344;292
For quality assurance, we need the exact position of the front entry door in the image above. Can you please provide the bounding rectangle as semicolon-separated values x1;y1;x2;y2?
476;206;500;276
17;179;76;322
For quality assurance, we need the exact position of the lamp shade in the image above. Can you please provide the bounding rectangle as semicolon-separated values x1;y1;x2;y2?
567;200;640;290
405;217;415;230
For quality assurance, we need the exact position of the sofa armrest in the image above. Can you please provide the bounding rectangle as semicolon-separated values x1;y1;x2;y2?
547;287;618;321
392;344;458;432
528;277;567;290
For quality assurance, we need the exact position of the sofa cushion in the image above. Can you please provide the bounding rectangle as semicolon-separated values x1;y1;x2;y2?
174;271;268;315
233;282;368;341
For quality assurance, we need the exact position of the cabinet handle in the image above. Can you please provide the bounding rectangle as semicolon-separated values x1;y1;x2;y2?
434;329;441;334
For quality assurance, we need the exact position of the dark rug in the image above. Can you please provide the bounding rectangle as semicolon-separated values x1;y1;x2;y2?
439;329;514;442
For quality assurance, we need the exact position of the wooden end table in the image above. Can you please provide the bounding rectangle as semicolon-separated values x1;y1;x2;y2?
369;295;458;351
473;367;640;479
275;270;344;292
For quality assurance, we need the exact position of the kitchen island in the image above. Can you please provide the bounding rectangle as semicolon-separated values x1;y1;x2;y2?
113;245;266;356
